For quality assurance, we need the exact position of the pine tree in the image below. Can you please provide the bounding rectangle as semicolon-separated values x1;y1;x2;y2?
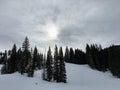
74;49;86;64
1;50;8;74
64;46;70;63
22;37;30;51
0;52;4;64
53;45;60;82
70;48;74;63
27;54;34;77
86;44;95;69
37;53;43;69
86;44;90;64
108;45;120;77
17;48;23;73
8;44;17;73
33;46;38;70
59;47;67;83
22;37;31;73
46;47;53;81
42;51;47;80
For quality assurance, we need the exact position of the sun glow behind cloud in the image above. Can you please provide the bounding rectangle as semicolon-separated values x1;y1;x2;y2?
42;22;59;41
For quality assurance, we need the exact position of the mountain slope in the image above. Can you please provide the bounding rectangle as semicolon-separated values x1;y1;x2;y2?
0;63;120;90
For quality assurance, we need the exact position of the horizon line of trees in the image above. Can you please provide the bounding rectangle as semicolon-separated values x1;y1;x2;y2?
0;37;120;80
64;43;120;78
85;44;120;78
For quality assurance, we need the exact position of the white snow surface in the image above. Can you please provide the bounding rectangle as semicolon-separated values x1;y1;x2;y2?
0;63;120;90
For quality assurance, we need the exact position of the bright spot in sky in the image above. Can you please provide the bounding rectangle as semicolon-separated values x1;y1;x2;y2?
43;22;59;40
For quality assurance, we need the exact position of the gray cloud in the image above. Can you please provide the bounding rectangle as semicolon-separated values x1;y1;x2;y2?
58;25;85;44
0;0;120;51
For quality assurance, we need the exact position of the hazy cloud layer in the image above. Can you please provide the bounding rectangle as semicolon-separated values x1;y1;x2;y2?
0;0;120;51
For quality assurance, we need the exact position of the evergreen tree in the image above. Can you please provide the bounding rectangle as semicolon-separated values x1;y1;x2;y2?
1;50;8;74
94;44;101;71
74;49;86;64
42;52;47;80
53;45;60;82
59;47;67;83
27;54;34;77
33;46;38;70
22;37;31;73
86;44;95;69
37;53;43;69
108;45;120;77
98;49;108;72
70;48;74;63
64;46;70;63
0;52;4;64
22;37;30;51
46;47;53;81
17;48;23;73
8;44;17;73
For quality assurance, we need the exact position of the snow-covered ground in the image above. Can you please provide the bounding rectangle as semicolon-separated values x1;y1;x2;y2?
0;63;120;90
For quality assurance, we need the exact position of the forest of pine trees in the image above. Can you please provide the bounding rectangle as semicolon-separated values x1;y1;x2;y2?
86;44;120;77
0;37;120;82
0;37;43;76
64;44;120;78
42;45;67;83
0;37;67;83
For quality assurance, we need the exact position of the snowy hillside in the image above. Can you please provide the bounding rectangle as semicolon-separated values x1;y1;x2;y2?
0;63;120;90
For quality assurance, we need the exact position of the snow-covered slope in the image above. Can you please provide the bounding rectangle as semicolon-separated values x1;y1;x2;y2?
0;63;120;90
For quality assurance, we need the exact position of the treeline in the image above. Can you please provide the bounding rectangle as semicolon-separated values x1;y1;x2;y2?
0;37;67;83
0;37;120;80
86;44;120;78
0;37;43;77
57;44;120;78
64;47;87;64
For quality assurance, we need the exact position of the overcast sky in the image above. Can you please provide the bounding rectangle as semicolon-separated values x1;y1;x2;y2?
0;0;120;51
